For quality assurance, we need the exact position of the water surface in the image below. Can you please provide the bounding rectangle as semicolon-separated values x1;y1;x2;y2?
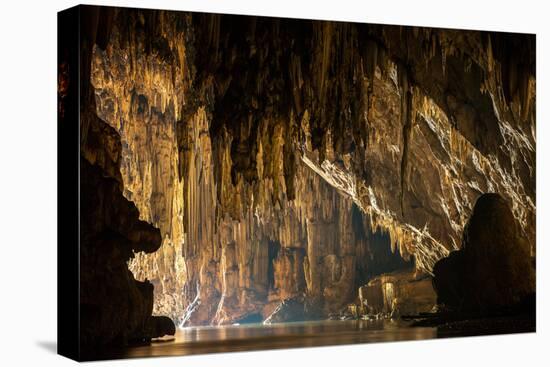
120;320;436;359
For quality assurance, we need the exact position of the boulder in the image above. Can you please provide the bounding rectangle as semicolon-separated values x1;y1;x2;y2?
433;193;535;312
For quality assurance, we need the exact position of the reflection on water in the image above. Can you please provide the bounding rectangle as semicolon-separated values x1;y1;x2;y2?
119;320;436;359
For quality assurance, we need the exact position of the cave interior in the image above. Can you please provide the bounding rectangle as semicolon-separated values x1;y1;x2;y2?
58;4;536;356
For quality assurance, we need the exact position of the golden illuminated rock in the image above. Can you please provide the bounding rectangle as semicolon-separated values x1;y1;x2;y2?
88;8;535;326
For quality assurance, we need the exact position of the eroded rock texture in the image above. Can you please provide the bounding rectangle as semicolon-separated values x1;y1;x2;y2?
358;269;436;317
89;8;535;325
78;6;175;349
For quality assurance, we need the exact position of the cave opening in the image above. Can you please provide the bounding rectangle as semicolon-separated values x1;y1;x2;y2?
351;203;414;291
365;228;413;279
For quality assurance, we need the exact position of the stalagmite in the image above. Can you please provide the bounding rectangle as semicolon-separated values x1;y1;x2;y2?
89;8;535;325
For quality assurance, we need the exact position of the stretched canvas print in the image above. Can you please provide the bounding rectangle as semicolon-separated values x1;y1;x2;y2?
58;4;536;361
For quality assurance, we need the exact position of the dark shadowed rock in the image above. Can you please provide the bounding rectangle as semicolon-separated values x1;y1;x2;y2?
263;298;304;324
263;296;323;324
433;193;535;312
432;251;466;310
80;156;173;347
148;316;177;339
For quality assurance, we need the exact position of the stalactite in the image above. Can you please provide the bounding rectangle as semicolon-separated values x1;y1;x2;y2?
90;8;536;325
398;65;414;218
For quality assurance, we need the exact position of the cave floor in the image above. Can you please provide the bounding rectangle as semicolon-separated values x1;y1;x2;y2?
90;317;534;360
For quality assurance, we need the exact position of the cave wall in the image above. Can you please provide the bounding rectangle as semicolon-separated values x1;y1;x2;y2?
89;8;535;325
77;6;175;349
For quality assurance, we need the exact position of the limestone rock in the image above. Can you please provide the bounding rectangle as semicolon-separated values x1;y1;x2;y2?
433;193;535;311
86;7;535;326
358;269;436;317
78;7;175;349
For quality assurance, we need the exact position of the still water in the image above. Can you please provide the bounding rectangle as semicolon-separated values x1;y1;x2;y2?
119;320;436;359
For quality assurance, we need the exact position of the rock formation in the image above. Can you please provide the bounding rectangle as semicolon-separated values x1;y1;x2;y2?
76;6;176;350
432;193;535;312
86;7;535;326
358;270;436;317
